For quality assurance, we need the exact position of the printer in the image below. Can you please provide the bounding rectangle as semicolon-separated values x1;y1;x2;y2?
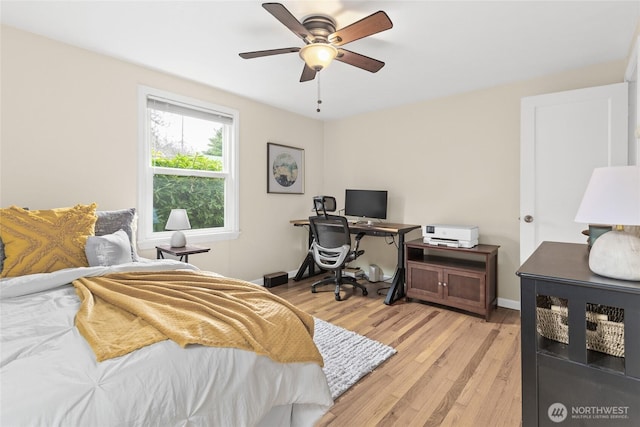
422;224;479;248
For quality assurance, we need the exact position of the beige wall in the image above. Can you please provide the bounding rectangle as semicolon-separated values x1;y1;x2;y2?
0;25;628;303
324;60;626;304
0;26;324;281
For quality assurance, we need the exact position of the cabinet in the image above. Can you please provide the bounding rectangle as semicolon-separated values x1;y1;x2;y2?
404;239;499;320
517;242;640;426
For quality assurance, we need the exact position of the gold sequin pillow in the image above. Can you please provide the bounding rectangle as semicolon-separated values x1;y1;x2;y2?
0;203;98;278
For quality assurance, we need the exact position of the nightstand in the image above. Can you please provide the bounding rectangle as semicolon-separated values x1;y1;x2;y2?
156;244;210;263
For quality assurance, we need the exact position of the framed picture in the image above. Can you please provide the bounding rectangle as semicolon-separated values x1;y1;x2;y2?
267;143;305;194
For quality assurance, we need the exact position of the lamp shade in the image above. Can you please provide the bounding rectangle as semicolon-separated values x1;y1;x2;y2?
574;165;640;281
299;43;338;71
165;209;191;230
575;166;640;226
165;209;191;248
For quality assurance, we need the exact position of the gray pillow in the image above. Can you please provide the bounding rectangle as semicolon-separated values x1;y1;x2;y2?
85;229;133;267
95;208;139;261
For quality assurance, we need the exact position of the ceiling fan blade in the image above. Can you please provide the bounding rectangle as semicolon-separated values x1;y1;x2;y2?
300;64;317;82
329;11;392;46
336;49;385;73
239;47;300;59
262;2;312;42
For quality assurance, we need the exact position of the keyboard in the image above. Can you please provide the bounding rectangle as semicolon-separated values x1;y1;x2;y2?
350;220;388;227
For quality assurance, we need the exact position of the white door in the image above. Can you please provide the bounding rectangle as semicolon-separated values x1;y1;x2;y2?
520;83;628;264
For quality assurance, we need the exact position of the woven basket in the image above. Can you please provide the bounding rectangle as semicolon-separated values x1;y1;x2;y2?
535;298;625;358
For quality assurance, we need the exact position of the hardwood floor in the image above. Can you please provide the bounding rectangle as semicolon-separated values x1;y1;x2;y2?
268;276;522;427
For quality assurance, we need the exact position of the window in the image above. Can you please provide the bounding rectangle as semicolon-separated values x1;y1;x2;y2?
138;86;239;247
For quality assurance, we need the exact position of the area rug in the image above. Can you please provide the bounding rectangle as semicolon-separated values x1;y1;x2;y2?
313;318;397;399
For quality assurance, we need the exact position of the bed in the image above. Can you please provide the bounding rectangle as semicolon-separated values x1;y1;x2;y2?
0;204;333;426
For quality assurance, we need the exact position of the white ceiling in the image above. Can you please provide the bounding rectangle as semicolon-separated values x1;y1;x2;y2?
1;1;639;121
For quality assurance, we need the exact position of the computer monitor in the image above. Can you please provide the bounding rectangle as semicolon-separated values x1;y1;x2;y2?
344;189;388;220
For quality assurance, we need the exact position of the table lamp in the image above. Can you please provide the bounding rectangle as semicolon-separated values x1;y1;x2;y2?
165;209;191;248
574;165;640;280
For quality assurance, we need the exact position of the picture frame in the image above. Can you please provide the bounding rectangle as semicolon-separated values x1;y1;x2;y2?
267;143;305;194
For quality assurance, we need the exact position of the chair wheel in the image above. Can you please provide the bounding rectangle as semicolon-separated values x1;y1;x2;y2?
311;288;317;293
335;294;342;301
362;289;368;296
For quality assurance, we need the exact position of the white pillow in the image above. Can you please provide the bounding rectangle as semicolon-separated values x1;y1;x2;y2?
85;229;133;267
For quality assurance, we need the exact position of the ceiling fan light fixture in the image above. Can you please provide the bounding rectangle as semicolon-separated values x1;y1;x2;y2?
299;43;337;71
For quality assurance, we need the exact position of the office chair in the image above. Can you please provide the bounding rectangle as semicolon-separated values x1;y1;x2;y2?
309;196;368;301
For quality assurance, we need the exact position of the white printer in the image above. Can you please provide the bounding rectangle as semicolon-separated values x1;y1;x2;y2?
422;224;479;248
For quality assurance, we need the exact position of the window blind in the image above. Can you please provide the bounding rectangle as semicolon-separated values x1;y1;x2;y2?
147;96;233;125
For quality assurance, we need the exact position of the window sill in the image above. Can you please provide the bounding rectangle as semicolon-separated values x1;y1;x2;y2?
137;230;240;250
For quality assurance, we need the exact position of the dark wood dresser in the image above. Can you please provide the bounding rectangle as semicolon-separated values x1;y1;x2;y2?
405;239;499;320
517;241;640;426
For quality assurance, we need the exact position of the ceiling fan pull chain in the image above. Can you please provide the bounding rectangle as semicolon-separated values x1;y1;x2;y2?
316;73;322;113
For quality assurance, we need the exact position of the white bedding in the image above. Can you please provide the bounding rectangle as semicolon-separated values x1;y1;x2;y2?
0;260;333;426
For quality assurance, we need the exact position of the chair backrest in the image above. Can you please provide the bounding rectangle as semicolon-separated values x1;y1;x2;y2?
309;215;351;250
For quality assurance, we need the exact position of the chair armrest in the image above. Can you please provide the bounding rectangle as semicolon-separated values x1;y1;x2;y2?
354;232;366;252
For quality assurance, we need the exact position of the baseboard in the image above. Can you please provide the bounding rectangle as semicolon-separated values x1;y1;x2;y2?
498;297;520;311
252;270;296;286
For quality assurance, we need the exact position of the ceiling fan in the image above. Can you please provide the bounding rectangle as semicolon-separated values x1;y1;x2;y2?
239;2;393;82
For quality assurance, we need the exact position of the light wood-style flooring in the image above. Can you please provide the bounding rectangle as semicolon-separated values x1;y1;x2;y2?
268;276;522;427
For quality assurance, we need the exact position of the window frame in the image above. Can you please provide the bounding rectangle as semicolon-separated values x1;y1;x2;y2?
137;86;240;249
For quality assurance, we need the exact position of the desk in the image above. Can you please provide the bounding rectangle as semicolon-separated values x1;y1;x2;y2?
291;219;420;305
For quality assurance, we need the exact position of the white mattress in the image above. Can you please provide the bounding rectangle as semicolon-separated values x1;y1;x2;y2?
0;261;333;426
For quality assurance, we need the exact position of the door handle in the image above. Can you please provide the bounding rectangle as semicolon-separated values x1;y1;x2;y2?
524;215;534;223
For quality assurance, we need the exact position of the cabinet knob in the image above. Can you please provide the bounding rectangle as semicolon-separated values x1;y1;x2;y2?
524;215;534;223
443;282;447;287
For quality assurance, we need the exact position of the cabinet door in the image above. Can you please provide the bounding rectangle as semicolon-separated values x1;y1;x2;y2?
406;262;443;300
443;269;485;309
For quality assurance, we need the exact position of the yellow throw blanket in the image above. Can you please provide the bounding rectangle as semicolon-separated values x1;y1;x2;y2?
72;270;323;365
